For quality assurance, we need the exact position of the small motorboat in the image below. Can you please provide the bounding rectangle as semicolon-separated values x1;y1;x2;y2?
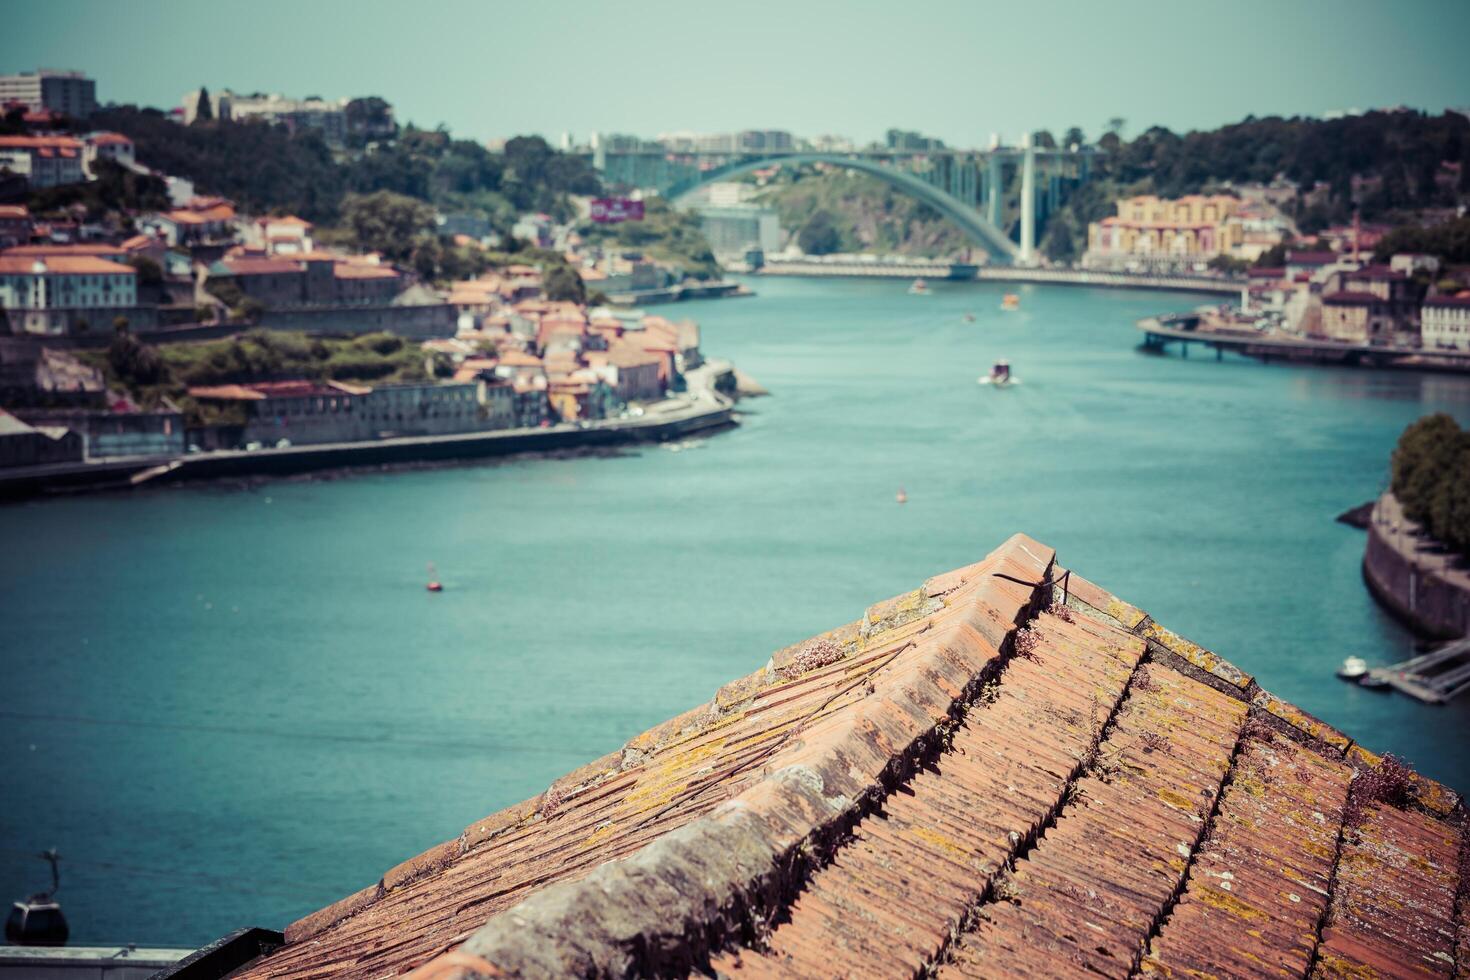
908;278;929;295
963;312;976;323
1000;293;1020;311
978;360;1018;387
896;488;908;504
426;561;443;593
1336;657;1369;681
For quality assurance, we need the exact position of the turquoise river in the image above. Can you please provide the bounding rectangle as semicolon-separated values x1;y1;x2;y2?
4;276;1470;947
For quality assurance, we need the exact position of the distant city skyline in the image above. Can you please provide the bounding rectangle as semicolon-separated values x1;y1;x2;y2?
4;0;1469;147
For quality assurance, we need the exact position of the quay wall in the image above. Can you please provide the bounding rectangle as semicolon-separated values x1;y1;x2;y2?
0;398;736;500
1362;493;1470;639
978;268;1240;295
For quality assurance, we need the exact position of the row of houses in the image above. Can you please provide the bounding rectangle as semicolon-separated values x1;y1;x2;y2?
1238;249;1470;350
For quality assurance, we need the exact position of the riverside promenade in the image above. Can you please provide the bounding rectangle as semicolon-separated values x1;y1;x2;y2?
0;361;739;501
978;266;1241;295
1363;492;1470;638
1138;315;1470;374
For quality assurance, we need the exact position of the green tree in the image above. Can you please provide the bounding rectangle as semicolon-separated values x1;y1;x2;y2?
107;331;168;386
194;87;212;122
1391;414;1463;525
798;210;841;255
544;263;586;304
1063;127;1086;149
340;190;437;261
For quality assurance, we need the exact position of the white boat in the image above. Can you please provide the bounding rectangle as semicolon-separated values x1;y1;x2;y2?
908;278;929;295
1336;657;1369;680
978;360;1018;387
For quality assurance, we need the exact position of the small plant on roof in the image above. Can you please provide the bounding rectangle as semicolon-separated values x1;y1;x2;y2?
1139;731;1171;755
1014;626;1041;662
1133;665;1158;692
1345;754;1416;827
1047;601;1074;624
778;638;846;679
538;783;565;819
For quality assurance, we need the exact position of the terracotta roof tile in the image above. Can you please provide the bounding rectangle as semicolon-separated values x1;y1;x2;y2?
219;535;1467;980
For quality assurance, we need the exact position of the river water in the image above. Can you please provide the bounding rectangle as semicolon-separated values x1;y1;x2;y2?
4;276;1470;947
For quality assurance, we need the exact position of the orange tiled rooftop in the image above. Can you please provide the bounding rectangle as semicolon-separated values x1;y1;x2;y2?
223;535;1465;979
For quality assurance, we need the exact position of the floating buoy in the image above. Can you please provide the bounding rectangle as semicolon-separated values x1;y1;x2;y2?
896;488;908;504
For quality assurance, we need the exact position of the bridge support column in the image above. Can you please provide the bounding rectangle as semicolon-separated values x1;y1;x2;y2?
986;156;1002;229
1019;139;1036;266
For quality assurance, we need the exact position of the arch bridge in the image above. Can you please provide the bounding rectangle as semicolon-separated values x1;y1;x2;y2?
593;145;1098;265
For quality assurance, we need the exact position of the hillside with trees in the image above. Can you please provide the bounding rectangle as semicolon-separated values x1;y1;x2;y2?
88;106;602;228
1040;110;1470;261
756;169;971;257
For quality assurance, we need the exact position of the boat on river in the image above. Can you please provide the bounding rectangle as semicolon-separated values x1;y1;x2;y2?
908;279;929;295
1000;293;1020;311
978;360;1017;387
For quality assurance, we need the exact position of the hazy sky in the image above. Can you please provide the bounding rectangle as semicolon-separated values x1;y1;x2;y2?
6;0;1468;147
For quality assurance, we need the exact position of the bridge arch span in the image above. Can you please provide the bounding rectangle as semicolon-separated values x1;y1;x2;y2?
669;153;1020;262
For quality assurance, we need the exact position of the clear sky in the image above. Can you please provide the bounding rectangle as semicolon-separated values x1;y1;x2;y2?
5;0;1468;147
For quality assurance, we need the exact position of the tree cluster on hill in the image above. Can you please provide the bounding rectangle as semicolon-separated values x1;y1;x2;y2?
86;329;437;425
1039;110;1470;261
577;197;720;279
88;107;602;230
27;159;171;222
1391;413;1470;556
1373;216;1470;265
758;169;971;258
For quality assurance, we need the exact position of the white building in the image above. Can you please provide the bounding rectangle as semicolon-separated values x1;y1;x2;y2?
1422;296;1470;352
181;89;378;146
81;132;136;178
0;256;138;335
0;69;96;118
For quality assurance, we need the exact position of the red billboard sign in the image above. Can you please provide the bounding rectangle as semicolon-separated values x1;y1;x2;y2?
589;198;645;223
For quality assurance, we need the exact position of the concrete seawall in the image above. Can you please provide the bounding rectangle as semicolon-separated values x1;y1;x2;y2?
0;386;737;501
1362;493;1470;639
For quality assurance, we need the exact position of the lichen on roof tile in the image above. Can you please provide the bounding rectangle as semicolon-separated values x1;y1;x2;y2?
225;536;1464;980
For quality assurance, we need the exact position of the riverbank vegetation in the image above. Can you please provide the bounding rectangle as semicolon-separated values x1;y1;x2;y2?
83;329;442;426
1391;413;1470;555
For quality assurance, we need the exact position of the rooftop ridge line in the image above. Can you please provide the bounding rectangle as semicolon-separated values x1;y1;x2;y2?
415;536;1057;978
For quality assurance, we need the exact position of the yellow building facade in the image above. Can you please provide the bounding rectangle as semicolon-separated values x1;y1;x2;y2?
1085;194;1245;268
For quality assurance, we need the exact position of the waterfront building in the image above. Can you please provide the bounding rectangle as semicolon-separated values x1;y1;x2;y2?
1422;295;1470;351
0;204;30;247
1319;290;1390;344
0;135;85;188
0;255;138;335
694;203;782;258
0;69;96;118
1083;194;1246;271
210;534;1465;980
187;379;487;447
18;401;187;458
0;408;82;468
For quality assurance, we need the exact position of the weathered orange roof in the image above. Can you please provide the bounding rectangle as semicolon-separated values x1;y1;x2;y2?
0;255;135;275
224;535;1466;980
